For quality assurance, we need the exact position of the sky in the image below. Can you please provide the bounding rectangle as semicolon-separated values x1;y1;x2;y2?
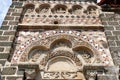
0;0;12;26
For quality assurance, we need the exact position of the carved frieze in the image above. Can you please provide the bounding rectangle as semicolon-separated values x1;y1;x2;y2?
40;50;82;67
42;71;79;79
20;1;102;26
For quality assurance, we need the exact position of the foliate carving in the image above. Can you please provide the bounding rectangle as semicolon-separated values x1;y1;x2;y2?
42;72;78;79
40;50;82;67
76;50;93;63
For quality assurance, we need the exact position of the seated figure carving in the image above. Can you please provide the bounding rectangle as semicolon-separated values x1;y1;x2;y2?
56;7;66;14
24;8;34;14
88;8;96;15
74;8;82;14
40;7;49;13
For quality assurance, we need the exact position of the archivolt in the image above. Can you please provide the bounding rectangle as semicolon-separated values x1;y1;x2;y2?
11;30;101;63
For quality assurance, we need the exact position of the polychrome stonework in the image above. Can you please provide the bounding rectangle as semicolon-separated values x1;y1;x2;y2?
0;0;119;80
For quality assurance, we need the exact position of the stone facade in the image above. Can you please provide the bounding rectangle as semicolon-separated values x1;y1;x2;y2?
0;0;119;80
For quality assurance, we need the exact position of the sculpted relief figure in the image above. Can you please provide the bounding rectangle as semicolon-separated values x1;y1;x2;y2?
76;50;93;63
40;7;49;13
25;6;34;13
56;7;66;14
89;8;96;15
74;8;82;14
26;8;34;13
87;6;97;15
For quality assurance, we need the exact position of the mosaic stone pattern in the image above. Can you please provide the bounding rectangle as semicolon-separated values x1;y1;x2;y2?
12;30;114;66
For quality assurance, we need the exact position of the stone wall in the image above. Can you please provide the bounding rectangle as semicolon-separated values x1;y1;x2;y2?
0;1;23;80
100;10;120;80
101;11;120;66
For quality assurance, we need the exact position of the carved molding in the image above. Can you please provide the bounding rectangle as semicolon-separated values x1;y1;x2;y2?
41;71;80;79
12;30;114;66
20;1;102;25
40;50;82;67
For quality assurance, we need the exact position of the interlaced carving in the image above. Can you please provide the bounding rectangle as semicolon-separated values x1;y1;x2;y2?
42;71;77;79
75;49;93;63
40;50;82;67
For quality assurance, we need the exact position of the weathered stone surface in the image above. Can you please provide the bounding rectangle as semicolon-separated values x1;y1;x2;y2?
0;47;4;52
0;31;3;35
17;70;24;75
108;22;119;25
105;31;113;35
8;21;18;25
0;36;9;41
104;26;114;30
113;31;120;35
2;67;16;75
0;0;21;80
98;75;118;80
107;36;118;40
2;21;8;25
114;26;120;30
6;77;23;80
101;12;120;68
12;13;21;16
4;16;14;20
1;77;5;80
3;31;15;35
0;53;9;59
0;42;12;46
0;60;6;66
116;41;120;46
108;41;116;47
0;26;9;30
